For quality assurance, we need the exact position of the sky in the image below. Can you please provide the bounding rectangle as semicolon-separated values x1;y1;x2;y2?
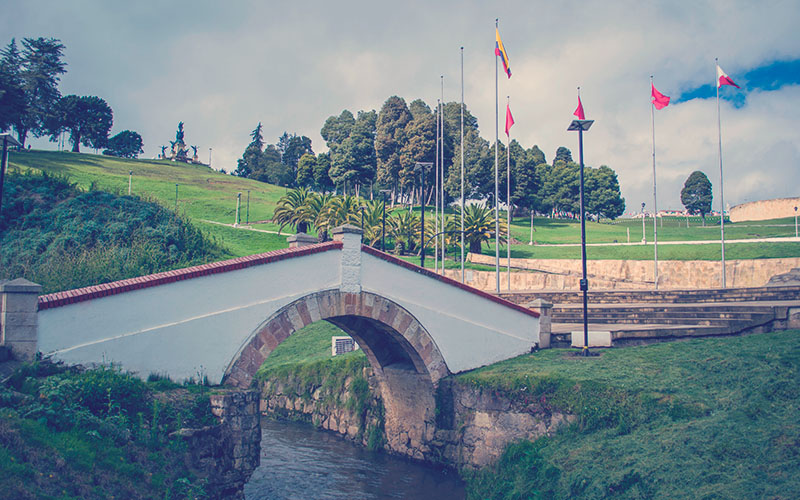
4;0;799;212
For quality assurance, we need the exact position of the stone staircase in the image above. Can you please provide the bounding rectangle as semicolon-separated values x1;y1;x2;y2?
500;285;800;347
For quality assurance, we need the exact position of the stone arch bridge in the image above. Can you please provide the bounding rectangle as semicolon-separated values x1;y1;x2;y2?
2;225;546;458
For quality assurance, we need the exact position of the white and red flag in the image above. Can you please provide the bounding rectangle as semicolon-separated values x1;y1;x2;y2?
716;64;740;88
651;83;670;110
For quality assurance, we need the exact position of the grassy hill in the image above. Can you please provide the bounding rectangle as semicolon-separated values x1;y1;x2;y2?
7;150;290;257
7;149;799;262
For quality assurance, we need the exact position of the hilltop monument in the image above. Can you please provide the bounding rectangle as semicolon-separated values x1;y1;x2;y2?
159;122;207;165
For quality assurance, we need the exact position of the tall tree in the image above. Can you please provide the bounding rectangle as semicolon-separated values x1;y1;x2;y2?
0;40;25;133
48;95;113;152
585;165;625;219
375;96;412;196
102;130;144;159
511;143;544;215
328;110;376;195
16;37;67;146
541;161;580;216
553;146;573;165
250;122;264;150
681;170;713;223
296;153;317;188
399;100;436;201
313;152;334;193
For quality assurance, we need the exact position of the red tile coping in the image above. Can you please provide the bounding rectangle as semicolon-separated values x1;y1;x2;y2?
38;241;343;310
360;245;539;318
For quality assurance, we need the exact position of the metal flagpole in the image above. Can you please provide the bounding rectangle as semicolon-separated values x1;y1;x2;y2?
716;58;726;288
441;75;446;274
460;46;465;283
650;76;659;290
494;19;500;293
434;98;440;272
506;95;512;290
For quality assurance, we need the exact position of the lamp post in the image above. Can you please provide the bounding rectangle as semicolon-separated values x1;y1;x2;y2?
246;190;250;225
208;148;212;168
641;202;646;243
175;184;179;208
380;189;391;252
235;192;241;226
795;206;798;238
529;209;534;245
567;118;594;356
128;171;133;195
415;162;433;268
0;134;22;219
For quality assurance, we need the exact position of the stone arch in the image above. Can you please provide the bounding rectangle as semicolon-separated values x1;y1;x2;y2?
223;289;449;459
222;289;449;389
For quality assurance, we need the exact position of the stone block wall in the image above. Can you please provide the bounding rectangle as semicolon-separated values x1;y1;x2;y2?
173;390;260;500
259;370;573;469
730;197;800;222
461;255;800;290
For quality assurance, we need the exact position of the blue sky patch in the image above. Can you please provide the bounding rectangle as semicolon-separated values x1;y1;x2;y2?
675;58;800;108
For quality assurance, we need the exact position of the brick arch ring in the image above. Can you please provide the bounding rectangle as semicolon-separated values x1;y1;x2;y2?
223;289;450;389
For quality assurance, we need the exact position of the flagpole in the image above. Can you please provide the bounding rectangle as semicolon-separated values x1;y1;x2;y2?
506;95;512;290
460;46;465;283
434;98;440;272
716;58;726;288
441;75;446;274
494;18;500;294
650;76;659;290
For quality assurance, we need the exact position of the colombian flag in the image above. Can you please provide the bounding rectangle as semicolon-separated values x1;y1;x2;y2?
495;28;511;79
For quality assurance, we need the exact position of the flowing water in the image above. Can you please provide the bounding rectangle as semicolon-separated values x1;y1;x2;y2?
245;418;467;500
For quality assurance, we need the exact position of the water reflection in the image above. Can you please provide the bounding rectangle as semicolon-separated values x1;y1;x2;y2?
245;418;466;500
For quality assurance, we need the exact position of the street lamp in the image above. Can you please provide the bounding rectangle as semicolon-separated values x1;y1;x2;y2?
415;162;433;268
795;206;798;238
529;209;534;245
380;189;391;252
0;134;21;219
128;171;133;195
567;118;594;356
208;148;212;168
641;202;647;243
246;190;250;225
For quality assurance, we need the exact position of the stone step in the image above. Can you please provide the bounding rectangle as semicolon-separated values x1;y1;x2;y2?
551;314;772;327
501;285;800;305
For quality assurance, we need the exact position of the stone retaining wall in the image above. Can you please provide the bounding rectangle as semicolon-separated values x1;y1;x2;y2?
173;390;261;499
730;197;800;222
259;371;573;469
460;255;800;290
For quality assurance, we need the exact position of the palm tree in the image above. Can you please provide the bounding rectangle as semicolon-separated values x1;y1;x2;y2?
273;187;316;234
307;193;334;241
389;211;421;255
360;200;385;247
462;204;507;254
317;195;362;237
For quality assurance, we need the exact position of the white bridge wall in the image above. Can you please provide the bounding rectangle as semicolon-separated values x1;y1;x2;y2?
38;251;340;384
360;254;539;374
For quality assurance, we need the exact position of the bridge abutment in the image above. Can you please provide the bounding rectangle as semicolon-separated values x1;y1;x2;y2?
0;278;41;361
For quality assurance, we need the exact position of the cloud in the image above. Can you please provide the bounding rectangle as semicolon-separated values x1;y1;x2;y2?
5;0;799;211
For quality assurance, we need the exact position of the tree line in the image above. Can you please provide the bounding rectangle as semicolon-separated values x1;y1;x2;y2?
236;95;625;220
0;37;143;158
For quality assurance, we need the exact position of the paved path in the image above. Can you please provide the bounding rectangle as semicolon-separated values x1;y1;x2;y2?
198;219;283;235
533;236;800;247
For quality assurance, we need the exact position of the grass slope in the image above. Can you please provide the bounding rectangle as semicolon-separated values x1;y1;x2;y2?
462;331;800;499
8;149;798;261
7;150;291;256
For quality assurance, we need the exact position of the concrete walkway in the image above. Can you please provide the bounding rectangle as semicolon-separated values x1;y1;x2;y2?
198;219;283;235
533;236;800;247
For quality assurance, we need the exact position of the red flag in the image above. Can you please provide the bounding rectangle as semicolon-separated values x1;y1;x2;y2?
716;64;740;89
651;83;670;110
573;95;585;120
505;103;515;136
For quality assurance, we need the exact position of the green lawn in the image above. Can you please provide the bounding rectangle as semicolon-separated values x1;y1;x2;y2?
462;330;800;499
7;150;290;256
9;149;798;261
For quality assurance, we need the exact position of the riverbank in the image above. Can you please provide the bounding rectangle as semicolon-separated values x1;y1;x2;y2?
0;362;259;499
256;324;800;498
